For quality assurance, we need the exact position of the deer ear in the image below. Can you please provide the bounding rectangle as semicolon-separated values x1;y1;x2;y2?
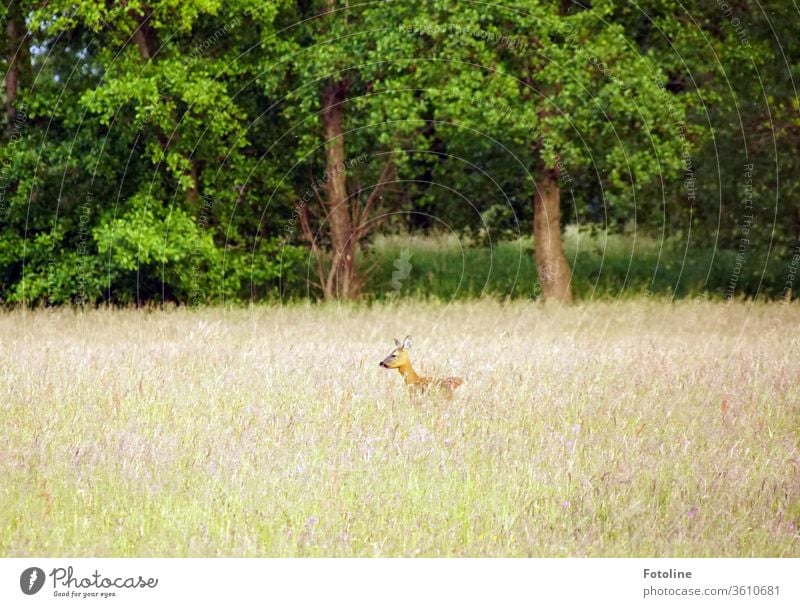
403;335;412;349
394;338;402;348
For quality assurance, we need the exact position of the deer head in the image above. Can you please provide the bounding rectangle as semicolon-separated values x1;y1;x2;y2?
379;335;412;369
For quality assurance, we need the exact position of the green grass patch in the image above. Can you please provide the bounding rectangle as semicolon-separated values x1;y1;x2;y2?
355;228;789;301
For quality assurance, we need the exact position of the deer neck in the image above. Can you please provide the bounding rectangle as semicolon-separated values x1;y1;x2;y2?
397;361;422;385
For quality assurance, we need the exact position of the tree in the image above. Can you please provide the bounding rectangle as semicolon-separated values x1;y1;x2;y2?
411;1;690;302
274;0;421;299
3;0;31;132
4;0;304;305
0;0;796;306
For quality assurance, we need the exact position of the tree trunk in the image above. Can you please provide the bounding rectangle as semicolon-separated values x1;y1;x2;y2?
5;6;25;132
128;9;200;204
130;9;157;61
132;28;152;60
533;168;572;303
795;206;800;247
320;79;358;299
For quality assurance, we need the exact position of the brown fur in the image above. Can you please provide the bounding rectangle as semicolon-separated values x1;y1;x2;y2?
379;336;463;398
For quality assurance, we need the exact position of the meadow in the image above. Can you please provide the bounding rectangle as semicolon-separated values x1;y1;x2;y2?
1;299;798;557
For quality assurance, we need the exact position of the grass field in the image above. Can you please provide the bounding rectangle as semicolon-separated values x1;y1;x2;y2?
1;300;799;557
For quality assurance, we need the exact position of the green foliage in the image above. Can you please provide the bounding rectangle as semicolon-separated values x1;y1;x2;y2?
1;0;302;305
0;0;796;305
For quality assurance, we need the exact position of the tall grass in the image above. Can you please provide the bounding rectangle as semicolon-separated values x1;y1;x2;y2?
1;300;798;556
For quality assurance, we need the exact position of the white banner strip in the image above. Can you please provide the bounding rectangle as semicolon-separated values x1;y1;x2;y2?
1;558;797;607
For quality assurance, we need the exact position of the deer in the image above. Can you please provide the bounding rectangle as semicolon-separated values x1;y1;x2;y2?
379;335;463;397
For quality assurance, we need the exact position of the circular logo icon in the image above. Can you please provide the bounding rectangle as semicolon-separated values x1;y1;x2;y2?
20;567;46;595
